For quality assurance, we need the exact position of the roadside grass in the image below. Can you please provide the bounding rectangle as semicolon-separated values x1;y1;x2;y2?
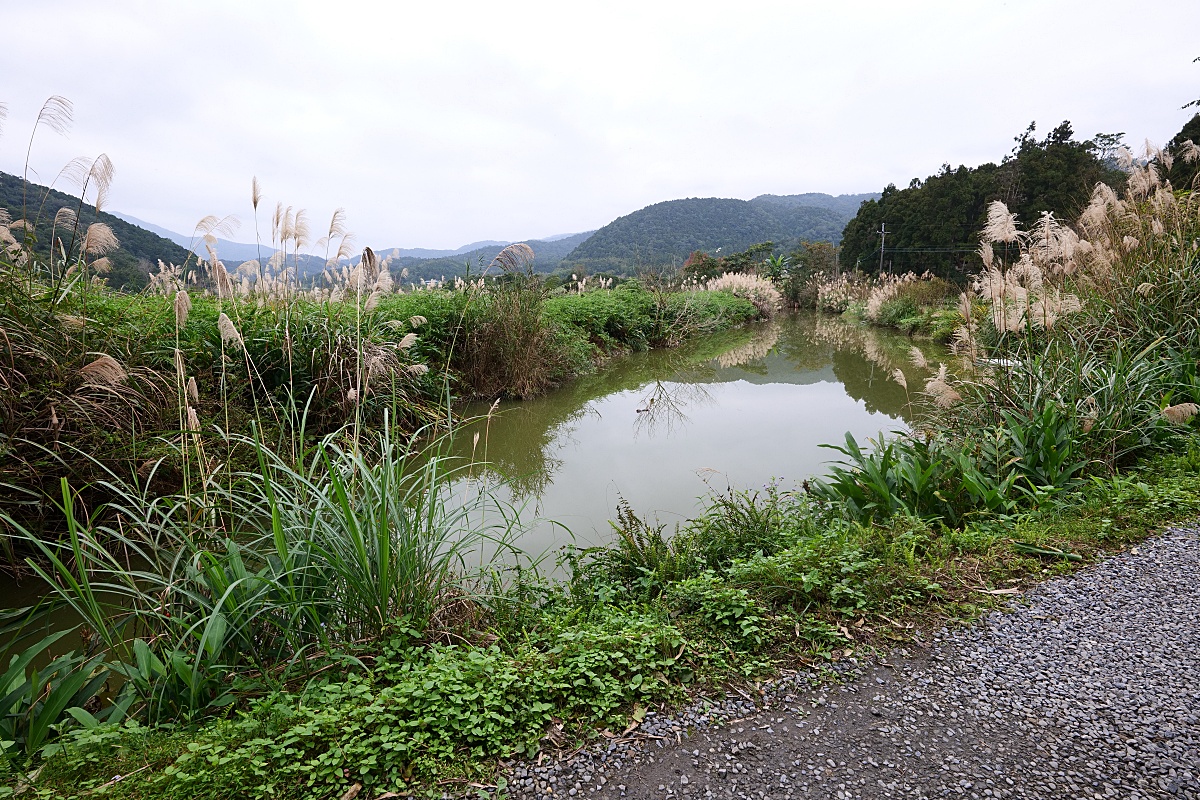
13;442;1199;800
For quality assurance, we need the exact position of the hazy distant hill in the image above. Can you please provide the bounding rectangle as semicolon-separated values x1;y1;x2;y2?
560;196;868;272
113;213;274;262
1;171;192;290
389;232;595;282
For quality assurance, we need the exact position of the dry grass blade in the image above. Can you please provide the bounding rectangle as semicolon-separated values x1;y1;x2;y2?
78;354;127;387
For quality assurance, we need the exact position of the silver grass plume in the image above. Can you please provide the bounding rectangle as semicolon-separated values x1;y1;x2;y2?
217;313;243;350
86;154;115;213
83;223;119;256
53;206;77;231
34;96;73;137
187;376;199;403
489;243;535;274
175;289;190;326
982;201;1020;244
1162;403;1199;425
923;363;961;408
78;354;127;386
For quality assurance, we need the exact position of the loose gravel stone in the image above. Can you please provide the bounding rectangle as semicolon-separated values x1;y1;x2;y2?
500;525;1200;799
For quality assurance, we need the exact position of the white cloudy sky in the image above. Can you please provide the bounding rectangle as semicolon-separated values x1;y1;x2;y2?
3;1;1198;251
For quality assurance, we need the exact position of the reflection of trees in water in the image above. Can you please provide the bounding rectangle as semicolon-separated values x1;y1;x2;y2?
445;313;946;502
716;323;780;368
806;314;945;421
448;339;731;502
633;379;714;438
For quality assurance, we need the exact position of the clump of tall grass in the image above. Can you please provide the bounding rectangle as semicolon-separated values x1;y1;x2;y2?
4;418;527;723
815;272;870;313
703;272;782;317
454;244;584;398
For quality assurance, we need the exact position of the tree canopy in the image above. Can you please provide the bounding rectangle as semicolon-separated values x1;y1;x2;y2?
839;122;1126;280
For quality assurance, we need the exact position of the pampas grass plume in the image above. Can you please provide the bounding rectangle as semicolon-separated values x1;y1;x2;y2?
174;290;192;328
217;313;243;349
83;222;119;256
78;354;127;386
1162;403;1199;425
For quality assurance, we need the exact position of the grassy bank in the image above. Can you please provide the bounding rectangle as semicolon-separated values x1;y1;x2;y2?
0;246;760;545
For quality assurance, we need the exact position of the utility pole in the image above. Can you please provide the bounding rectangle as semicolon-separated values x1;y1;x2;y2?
878;223;887;275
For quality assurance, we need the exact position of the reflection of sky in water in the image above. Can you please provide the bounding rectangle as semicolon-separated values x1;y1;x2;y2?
450;313;939;561
536;379;897;548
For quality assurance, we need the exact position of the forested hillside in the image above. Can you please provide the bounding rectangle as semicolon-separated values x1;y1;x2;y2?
560;197;855;273
838;122;1127;279
0;170;192;290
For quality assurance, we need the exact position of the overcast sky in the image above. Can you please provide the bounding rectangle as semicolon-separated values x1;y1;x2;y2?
3;1;1198;252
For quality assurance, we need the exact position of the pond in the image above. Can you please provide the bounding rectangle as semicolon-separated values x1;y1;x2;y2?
445;311;944;561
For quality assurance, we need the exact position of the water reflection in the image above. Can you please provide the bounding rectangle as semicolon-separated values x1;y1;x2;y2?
450;312;943;552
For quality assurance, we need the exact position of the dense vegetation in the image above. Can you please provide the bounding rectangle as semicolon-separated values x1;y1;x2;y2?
559;195;866;273
0;171;191;291
3;104;1200;800
839;121;1127;279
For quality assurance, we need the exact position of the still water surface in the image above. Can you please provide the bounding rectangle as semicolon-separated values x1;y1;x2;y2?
447;312;942;558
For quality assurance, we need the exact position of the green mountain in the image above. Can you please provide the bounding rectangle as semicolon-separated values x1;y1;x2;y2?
559;195;868;273
1;171;191;290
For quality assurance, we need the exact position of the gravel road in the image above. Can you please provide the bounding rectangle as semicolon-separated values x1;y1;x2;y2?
505;525;1200;799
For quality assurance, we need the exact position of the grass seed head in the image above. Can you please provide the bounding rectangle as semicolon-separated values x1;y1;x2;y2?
78;354;127;386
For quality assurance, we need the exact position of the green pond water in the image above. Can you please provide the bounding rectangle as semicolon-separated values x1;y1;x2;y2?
443;311;943;561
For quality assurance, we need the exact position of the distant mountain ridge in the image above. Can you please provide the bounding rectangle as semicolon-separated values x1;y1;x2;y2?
561;193;877;272
387;232;596;282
